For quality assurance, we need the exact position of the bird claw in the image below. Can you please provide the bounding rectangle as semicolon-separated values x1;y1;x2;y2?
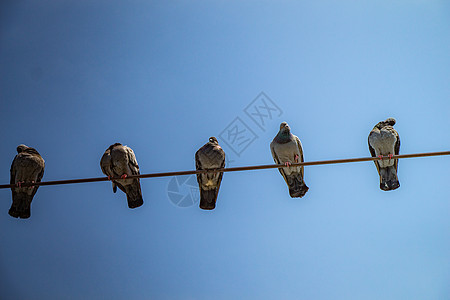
378;155;384;160
121;174;128;179
294;154;299;163
284;162;291;167
16;181;24;188
388;154;394;159
107;176;112;180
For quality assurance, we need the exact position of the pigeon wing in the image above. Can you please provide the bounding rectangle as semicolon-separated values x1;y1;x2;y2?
368;130;381;177
394;130;400;172
100;150;113;176
215;148;226;192
10;155;18;199
100;148;118;193
294;135;305;178
125;146;140;175
270;141;289;187
195;149;203;184
30;153;45;199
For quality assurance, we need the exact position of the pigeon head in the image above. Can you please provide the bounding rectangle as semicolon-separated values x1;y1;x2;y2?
274;122;293;143
385;118;396;126
279;122;291;133
16;144;29;153
209;137;219;145
108;143;122;150
375;118;396;129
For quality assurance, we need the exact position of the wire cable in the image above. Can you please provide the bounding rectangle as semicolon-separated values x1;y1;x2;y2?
0;151;449;189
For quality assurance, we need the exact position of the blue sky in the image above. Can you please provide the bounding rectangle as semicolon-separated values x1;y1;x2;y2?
1;1;449;299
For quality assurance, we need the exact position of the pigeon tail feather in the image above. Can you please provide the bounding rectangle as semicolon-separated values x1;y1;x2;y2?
199;189;217;210
9;193;32;219
124;182;143;209
379;166;400;191
286;175;309;198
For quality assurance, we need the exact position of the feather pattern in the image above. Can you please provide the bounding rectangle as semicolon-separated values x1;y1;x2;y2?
270;122;309;198
100;143;143;208
195;137;226;210
9;145;45;219
368;118;401;191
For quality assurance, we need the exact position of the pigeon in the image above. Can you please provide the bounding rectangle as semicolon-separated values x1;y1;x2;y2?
9;144;45;219
368;118;400;191
100;143;143;208
270;122;309;198
195;137;226;210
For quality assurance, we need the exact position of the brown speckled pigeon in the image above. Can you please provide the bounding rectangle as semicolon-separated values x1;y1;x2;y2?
270;122;309;198
9;144;45;219
100;143;143;208
195;137;226;210
368;118;400;191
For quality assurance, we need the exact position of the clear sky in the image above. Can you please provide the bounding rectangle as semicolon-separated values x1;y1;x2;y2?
1;1;449;299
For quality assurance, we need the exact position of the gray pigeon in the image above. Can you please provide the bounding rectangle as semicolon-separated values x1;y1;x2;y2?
100;143;143;208
9;144;45;219
270;122;309;198
368;118;400;191
195;137;226;210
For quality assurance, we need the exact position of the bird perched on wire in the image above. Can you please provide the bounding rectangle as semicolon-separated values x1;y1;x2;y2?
368;118;400;191
9;144;45;219
270;122;309;198
100;143;143;208
195;137;226;210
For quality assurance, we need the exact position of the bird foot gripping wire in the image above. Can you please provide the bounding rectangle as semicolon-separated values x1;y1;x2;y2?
1;151;449;191
121;174;128;179
15;181;35;189
388;154;394;159
210;168;220;174
284;162;292;167
294;154;299;163
378;155;384;160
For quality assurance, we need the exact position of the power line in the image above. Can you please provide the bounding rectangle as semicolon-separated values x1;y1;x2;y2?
0;151;449;189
